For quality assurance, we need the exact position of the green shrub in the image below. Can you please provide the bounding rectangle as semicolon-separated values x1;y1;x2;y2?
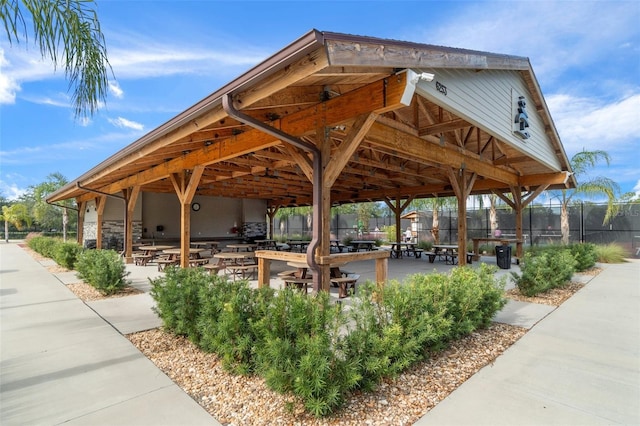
151;264;508;418
53;242;83;269
568;243;597;271
417;240;433;251
343;279;451;391
253;289;358;417
198;280;274;375
28;235;59;258
150;266;211;341
511;249;576;296
76;249;130;295
382;225;396;242
594;243;628;263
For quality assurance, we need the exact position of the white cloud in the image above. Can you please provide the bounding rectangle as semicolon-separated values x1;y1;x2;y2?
109;80;123;98
108;116;144;131
419;1;638;83
104;32;266;79
0;48;20;104
0;179;27;200
547;93;640;154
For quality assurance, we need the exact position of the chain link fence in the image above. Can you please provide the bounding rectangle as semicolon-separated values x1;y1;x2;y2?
274;202;640;255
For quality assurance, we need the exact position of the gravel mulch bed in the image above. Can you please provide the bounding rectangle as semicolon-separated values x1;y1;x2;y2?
127;323;526;426
21;246;142;301
67;281;143;301
504;267;601;306
505;282;584;306
126;267;604;425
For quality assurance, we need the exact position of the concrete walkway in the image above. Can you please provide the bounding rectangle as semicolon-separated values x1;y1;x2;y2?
416;259;640;425
0;243;220;426
1;242;638;425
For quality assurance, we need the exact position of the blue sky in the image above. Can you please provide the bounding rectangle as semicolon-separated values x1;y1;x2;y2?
1;0;639;202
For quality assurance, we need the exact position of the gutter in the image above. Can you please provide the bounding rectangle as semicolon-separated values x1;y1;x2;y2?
222;94;324;292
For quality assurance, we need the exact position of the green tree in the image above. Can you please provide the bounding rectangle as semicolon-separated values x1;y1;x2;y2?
27;172;74;240
410;197;456;244
1;0;112;117
552;149;620;244
1;203;32;242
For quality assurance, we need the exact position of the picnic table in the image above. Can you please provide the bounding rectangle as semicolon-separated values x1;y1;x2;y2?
255;239;279;250
286;240;310;252
214;252;257;280
350;240;376;252
389;241;422;258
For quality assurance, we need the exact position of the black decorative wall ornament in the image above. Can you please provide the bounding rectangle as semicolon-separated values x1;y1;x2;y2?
514;95;531;140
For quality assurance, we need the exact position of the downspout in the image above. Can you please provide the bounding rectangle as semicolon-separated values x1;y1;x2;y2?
222;94;324;292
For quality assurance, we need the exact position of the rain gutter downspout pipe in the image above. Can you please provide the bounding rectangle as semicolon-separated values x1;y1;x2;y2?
222;93;324;292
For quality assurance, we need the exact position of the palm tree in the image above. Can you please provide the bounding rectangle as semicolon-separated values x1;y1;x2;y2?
552;149;620;244
1;0;112;117
1;203;32;242
410;196;456;244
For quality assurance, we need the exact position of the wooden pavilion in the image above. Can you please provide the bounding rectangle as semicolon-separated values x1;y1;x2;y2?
47;30;576;292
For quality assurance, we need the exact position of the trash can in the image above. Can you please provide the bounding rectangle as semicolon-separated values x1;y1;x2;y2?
495;245;511;269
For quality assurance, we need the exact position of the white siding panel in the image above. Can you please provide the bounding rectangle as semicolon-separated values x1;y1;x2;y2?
414;68;561;170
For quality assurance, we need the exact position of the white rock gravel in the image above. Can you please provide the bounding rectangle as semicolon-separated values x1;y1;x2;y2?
127;323;527;425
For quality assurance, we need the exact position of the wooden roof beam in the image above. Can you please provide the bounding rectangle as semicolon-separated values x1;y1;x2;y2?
90;72;414;197
367;121;519;186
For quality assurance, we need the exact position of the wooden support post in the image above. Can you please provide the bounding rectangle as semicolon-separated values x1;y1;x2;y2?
76;200;85;246
384;195;414;250
95;196;106;249
447;167;477;266
170;166;204;268
122;186;140;263
258;257;270;288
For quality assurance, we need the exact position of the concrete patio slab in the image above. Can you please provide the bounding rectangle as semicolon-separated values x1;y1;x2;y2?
493;299;556;329
86;292;162;335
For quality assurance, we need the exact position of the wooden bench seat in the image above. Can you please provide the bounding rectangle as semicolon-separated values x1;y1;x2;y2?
331;274;360;298
189;258;210;268
444;252;474;265
132;253;153;266
282;278;312;293
423;251;437;263
203;264;223;275
157;258;179;271
277;269;299;278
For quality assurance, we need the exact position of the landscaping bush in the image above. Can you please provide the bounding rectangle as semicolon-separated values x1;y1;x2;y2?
253;289;358;417
594;243;628;263
150;266;211;342
511;249;576;296
151;264;508;418
28;235;59;258
53;241;83;269
199;280;274;375
75;249;130;295
417;240;433;251
342;279;451;391
568;243;597;271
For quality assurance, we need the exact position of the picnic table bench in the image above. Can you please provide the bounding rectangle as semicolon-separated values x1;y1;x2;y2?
330;274;360;298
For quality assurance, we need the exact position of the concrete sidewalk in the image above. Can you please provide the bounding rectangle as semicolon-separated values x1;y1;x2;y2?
416;259;640;425
0;243;220;426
